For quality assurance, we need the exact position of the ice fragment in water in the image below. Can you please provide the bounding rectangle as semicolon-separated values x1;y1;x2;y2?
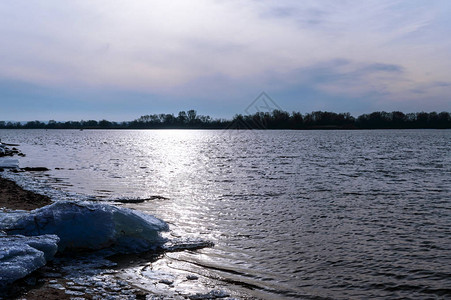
0;157;19;168
0;234;59;286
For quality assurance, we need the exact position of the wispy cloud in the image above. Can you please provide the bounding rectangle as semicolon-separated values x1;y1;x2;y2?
0;0;450;120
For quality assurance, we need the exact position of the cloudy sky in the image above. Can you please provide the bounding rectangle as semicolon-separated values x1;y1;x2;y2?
1;0;450;121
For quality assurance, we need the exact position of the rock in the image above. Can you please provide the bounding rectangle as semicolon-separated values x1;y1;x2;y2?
158;279;173;285
21;167;50;172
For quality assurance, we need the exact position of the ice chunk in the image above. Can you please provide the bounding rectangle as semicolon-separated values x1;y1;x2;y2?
0;202;169;252
189;290;231;299
0;157;19;168
0;234;59;286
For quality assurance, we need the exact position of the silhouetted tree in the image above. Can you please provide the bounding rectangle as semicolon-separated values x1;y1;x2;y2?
1;110;450;130
187;110;197;126
177;111;187;125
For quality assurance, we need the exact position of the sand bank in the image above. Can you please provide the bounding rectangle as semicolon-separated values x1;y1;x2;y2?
0;176;52;211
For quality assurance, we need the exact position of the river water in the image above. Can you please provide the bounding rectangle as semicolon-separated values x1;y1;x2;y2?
1;129;450;299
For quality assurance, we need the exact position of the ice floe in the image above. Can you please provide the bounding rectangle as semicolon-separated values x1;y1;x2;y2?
0;201;169;252
0;201;169;288
0;234;59;287
0;157;19;168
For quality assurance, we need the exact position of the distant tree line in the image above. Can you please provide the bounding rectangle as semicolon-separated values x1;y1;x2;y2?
0;110;450;130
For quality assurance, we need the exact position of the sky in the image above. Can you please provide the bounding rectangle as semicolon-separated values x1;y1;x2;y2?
1;0;450;121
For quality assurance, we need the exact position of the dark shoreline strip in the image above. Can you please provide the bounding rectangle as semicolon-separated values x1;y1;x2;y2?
0;176;52;211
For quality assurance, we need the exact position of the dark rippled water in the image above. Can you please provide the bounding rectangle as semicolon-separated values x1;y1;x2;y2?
1;129;450;299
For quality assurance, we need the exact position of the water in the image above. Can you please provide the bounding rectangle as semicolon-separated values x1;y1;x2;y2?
1;129;450;299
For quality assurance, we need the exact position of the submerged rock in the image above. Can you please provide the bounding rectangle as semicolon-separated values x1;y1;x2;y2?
21;167;50;172
0;144;24;158
112;195;169;204
0;201;169;253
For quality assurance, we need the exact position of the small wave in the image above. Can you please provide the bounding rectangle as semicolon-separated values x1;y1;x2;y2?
110;196;170;204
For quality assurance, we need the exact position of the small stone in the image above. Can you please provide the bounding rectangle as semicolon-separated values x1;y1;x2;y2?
135;290;147;300
186;275;199;280
21;167;50;172
158;279;173;285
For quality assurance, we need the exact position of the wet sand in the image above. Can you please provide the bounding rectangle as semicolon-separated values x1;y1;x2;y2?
0;176;52;211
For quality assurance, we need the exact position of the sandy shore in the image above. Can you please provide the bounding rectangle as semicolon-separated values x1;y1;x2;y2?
0;176;52;211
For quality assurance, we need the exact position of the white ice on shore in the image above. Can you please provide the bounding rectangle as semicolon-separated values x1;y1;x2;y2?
0;234;59;287
0;201;169;252
0;157;19;168
0;201;169;288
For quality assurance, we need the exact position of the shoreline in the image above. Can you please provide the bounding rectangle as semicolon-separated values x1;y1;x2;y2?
0;172;239;300
0;173;166;300
0;176;52;211
0;141;244;300
0;173;156;300
0;173;67;299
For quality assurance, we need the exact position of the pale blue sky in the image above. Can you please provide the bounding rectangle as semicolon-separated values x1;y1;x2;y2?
1;0;450;121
